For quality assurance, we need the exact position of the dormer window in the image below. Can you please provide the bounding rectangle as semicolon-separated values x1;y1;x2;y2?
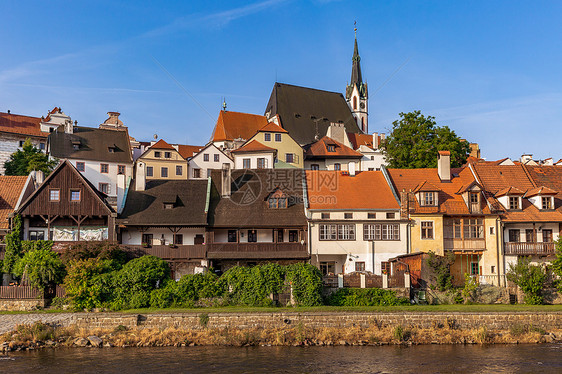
421;192;435;206
108;147;115;153
327;145;336;152
469;192;478;204
542;196;553;210
164;203;174;209
72;140;80;150
509;196;520;210
268;189;288;209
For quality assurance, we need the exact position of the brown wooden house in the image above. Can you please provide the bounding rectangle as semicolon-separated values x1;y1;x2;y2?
17;160;116;242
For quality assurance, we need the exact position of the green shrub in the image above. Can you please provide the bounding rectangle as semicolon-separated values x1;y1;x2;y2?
13;248;66;290
462;274;478;303
150;280;179;308
326;288;410;306
426;250;455;291
3;214;22;274
285;263;323;306
507;257;548;305
59;241;127;265
63;258;115;310
222;263;285;306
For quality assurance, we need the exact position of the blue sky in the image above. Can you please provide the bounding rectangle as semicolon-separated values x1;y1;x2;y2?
1;1;562;160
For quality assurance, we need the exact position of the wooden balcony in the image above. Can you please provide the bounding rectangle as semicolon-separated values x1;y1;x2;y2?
123;245;207;260
504;242;555;256
443;238;486;251
206;242;309;260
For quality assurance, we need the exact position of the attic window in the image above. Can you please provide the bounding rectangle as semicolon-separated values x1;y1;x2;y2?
327;145;336;152
72;140;80;150
542;196;553;210
108;147;115;153
420;192;436;206
164;203;174;210
310;115;317;120
268;189;288;209
294;113;301;118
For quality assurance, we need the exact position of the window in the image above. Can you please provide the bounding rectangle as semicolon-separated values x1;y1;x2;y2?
164;152;171;159
542;197;552;210
142;234;153;246
118;165;125;175
353;96;357;110
192;168;201;178
327;145;336;152
207;169;212;178
311;164;319;170
154;151;161;158
264;133;271;141
243;159;251;169
176;165;183;176
146;166;153;177
214;154;220;162
464;218;484;239
543;229;553;243
289;230;298;242
164;203;174;209
526;229;534;243
470;262;479;275
100;164;109;173
489;226;495;235
286;153;294;163
508;229;520;243
108;147;115;153
275;133;282;142
509;196;519;210
203;154;209;162
70;190;81;202
29;231;45;241
344;213;353;219
421;221;434;239
19;140;24;147
174;234;183;245
491;265;495;274
277;230;284;243
99;183;110;194
76;162;85;172
319;224;355;240
320;262;336;275
355;262;366;272
228;230;237;242
452;219;462;238
421;192;435;206
368;213;376;219
257;158;266;169
161;167;168;178
386;212;395;219
49;189;60;201
363;224;400;241
269;197;287;209
39;143;45;150
381;262;391;274
321;213;330;219
73;143;80;150
469;192;479;204
248;230;257;243
334;163;341;171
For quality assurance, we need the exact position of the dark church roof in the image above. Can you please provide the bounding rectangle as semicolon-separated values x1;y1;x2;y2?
264;83;361;146
346;36;368;101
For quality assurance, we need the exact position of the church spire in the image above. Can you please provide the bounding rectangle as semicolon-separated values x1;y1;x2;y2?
351;27;362;85
345;22;368;134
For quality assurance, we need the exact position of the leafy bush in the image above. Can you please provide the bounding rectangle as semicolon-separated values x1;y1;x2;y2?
462;274;478;303
326;288;410;306
222;263;286;306
3;214;22;274
285;263;323;306
13;248;66;289
507;257;548;305
426;251;455;291
63;258;116;310
59;241;127;265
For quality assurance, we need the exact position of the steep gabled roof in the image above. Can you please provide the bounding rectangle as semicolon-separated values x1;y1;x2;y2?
495;186;525;197
0;176;29;230
347;133;374;150
231;140;276;154
305;136;362;159
48;126;133;164
119;179;208;226
264;83;361;145
258;122;288;133
211;111;269;142
177;144;203;159
306;171;399;210
525;186;557;198
413;180;440;193
150;139;175;150
0;111;46;138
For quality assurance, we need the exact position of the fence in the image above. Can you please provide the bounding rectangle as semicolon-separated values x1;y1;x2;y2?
0;286;42;299
323;272;402;289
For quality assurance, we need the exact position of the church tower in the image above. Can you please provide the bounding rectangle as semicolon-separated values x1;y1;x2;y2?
345;27;368;134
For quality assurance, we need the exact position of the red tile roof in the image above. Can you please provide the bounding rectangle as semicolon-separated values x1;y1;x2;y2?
438;150;450;156
305;136;362;159
525;186;557;197
306;171;399;210
258;122;288;133
0;112;47;138
231;140;276;154
177;145;202;159
347;133;373;149
150;139;175;150
212;111;269;142
495;186;525;197
0;176;28;230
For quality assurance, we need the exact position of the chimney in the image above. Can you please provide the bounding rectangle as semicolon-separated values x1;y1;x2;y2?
221;163;231;198
135;161;146;191
326;123;352;147
438;151;451;181
116;174;126;213
373;132;379;149
31;170;44;186
348;162;356;176
400;190;410;220
64;119;74;134
520;154;533;164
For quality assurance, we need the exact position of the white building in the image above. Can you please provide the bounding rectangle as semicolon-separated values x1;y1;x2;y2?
188;143;233;179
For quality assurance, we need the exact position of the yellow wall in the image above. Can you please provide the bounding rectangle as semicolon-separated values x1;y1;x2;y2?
139;148;188;180
249;131;304;168
410;214;444;256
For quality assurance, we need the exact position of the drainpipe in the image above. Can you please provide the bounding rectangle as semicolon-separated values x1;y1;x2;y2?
371;241;375;274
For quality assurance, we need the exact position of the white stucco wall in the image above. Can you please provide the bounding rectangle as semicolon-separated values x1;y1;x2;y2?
0;134;47;175
121;227;206;245
188;144;233;179
233;153;275;170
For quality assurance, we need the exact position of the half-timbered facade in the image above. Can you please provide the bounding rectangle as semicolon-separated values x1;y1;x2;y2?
17;160;116;242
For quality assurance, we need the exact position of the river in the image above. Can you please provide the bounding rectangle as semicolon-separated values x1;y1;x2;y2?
2;344;562;373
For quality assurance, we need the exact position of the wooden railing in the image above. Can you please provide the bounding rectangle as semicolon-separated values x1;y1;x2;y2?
0;286;42;299
207;242;306;253
504;242;555;256
123;245;207;260
443;238;486;250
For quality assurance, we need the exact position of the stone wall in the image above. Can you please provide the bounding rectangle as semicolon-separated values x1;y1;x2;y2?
0;299;47;311
71;311;562;331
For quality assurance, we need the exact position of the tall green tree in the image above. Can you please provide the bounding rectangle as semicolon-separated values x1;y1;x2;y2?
13;247;66;290
2;214;22;274
4;139;57;176
382;111;471;168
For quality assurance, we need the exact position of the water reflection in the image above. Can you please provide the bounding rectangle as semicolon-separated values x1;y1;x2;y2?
2;344;562;373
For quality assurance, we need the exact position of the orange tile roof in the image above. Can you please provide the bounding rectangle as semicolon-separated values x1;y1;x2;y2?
231;140;276;154
305;136;362;159
347;133;373;149
413;180;440;193
258;122;288;133
495;186;525;197
438;150;450;156
0;176;28;230
150;139;175;150
177;144;203;159
387;166;491;215
212;110;269;142
306;171;399;210
0;112;47;138
525;186;557;197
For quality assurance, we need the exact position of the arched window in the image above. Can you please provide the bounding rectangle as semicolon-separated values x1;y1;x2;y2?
361;117;365;132
353;96;357;110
